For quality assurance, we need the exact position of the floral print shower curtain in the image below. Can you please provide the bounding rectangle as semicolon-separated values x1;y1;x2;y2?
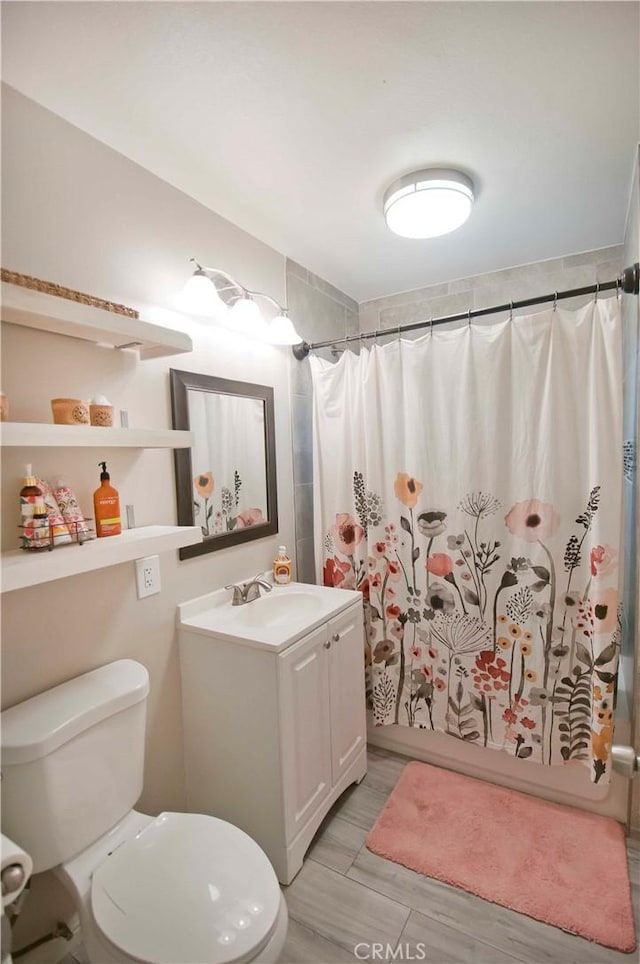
311;299;623;783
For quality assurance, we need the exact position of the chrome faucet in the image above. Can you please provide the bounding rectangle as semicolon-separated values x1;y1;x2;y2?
225;575;273;606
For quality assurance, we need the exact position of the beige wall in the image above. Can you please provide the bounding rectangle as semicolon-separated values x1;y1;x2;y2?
1;84;295;822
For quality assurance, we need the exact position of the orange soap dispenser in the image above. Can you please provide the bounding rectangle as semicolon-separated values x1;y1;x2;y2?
93;461;122;538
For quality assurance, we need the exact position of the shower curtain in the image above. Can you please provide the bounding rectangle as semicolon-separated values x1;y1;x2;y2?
311;299;623;783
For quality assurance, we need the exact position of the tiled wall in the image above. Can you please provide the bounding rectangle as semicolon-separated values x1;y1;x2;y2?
359;246;624;336
286;258;359;582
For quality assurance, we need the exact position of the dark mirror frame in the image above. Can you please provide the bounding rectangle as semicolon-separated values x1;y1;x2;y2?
170;369;278;559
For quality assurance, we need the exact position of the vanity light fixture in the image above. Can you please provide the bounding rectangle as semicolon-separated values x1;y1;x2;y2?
226;294;267;338
179;259;302;344
383;168;474;239
177;266;227;319
268;312;304;346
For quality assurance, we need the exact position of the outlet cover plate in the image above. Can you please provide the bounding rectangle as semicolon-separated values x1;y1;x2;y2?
135;555;161;599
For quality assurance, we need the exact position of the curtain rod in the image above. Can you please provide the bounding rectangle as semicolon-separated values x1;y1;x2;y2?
292;261;640;360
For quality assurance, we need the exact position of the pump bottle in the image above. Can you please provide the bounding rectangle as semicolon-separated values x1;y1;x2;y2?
273;545;292;585
20;464;48;549
93;461;121;537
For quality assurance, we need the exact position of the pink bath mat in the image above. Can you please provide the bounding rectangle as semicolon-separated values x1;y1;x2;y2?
366;761;636;953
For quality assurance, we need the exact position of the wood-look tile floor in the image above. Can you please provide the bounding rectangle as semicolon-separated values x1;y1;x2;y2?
279;746;640;964
60;746;639;964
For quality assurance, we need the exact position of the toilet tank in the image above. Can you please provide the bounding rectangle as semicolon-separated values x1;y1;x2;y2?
1;660;149;873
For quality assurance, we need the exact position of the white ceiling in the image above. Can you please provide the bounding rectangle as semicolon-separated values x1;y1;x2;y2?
2;1;639;302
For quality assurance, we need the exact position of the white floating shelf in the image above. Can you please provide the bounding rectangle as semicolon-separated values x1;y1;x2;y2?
1;526;203;593
1;422;194;449
1;281;192;359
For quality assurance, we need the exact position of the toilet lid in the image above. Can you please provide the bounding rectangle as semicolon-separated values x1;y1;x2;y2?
91;812;281;964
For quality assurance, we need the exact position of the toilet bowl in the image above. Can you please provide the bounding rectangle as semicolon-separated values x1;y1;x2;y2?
56;811;288;964
0;660;288;964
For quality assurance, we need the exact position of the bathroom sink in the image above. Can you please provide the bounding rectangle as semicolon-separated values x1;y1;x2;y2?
177;581;362;651
232;590;325;627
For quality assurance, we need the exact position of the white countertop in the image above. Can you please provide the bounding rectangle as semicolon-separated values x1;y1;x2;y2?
177;581;362;652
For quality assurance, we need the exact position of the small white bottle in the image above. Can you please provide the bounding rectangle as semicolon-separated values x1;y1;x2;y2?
273;545;292;585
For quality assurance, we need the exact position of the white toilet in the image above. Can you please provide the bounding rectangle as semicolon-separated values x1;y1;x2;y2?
0;660;288;964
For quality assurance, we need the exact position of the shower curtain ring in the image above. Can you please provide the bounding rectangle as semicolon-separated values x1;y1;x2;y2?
467;308;472;328
595;281;600;302
429;317;433;337
553;291;558;312
509;301;513;322
616;278;621;300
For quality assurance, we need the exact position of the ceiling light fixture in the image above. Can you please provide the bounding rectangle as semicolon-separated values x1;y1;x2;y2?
178;259;302;344
383;168;474;239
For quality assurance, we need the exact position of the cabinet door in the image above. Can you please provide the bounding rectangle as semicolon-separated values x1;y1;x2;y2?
328;602;367;784
278;623;332;843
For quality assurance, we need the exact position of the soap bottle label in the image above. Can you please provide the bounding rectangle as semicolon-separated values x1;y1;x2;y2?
273;552;292;584
274;564;290;584
97;496;121;536
20;494;49;549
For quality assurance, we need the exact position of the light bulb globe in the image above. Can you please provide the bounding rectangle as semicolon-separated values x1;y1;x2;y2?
228;297;269;339
268;314;303;345
177;270;228;319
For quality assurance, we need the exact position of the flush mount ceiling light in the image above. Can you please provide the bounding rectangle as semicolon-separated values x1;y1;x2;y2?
177;259;302;344
383;168;474;239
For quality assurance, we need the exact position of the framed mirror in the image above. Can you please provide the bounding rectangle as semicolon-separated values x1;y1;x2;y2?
170;369;278;558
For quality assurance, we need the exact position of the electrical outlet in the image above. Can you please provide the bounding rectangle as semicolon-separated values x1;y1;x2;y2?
135;555;161;599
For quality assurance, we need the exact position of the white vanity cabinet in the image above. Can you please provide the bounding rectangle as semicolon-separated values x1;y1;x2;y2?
177;584;367;884
279;604;366;847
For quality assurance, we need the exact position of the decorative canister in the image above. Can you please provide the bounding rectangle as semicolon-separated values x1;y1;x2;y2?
89;394;114;427
51;398;90;425
89;404;114;427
